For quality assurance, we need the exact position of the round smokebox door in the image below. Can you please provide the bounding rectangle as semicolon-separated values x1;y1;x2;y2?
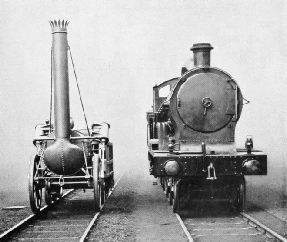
177;71;234;133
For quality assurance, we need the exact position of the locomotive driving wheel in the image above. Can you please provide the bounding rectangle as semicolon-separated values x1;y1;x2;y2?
93;153;102;212
110;174;115;191
101;180;106;205
169;177;176;206
172;180;180;213
28;154;43;214
169;187;173;205
233;177;246;212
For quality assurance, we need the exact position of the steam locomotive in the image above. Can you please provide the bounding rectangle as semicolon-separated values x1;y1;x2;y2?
29;20;114;214
147;43;267;213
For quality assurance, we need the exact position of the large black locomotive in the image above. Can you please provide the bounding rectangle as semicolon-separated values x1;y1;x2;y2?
29;20;114;213
147;43;267;213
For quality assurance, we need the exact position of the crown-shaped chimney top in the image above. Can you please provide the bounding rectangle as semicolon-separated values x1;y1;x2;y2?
49;19;69;33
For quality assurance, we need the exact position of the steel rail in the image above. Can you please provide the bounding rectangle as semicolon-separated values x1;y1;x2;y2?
0;189;74;240
79;173;124;242
176;211;287;242
175;213;194;242
162;182;194;242
163;181;286;242
241;212;287;242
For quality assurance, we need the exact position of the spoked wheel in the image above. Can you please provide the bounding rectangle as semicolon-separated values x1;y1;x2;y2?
28;154;43;214
100;178;107;205
105;177;113;199
233;177;246;212
101;183;106;205
45;179;52;205
92;154;101;212
173;180;180;213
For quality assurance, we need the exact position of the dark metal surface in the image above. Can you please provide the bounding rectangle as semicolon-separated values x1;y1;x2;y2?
177;71;236;133
146;43;267;215
149;151;267;177
169;67;243;145
50;20;70;139
44;20;85;175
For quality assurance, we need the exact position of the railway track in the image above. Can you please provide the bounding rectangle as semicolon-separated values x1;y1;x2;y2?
176;206;287;242
0;175;123;242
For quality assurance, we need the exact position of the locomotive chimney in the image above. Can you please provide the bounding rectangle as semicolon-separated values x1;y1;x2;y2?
44;20;85;175
50;20;70;138
191;43;213;67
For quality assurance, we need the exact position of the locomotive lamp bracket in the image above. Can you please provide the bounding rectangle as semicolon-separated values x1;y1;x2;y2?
207;162;217;180
245;135;253;154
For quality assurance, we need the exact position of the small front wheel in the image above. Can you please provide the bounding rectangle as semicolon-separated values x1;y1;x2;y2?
44;179;52;205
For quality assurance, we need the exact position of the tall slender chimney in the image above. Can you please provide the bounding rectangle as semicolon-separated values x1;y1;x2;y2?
191;43;213;67
44;20;85;175
50;20;70;138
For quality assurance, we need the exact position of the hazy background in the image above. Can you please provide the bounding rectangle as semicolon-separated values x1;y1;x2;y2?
0;0;286;208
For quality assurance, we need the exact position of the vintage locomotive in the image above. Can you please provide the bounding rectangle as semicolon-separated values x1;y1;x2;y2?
29;20;114;213
147;43;267;213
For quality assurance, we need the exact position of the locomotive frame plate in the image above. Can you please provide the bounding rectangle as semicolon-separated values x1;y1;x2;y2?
148;150;267;177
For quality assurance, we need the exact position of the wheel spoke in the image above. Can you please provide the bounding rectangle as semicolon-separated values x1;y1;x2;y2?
29;154;43;214
93;154;101;212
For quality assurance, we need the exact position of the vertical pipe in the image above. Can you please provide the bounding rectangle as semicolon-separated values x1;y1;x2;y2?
50;20;70;138
44;20;85;175
191;43;213;67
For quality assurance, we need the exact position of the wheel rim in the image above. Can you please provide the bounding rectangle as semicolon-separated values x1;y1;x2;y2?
110;175;114;190
160;178;165;191
169;182;173;206
234;177;246;212
45;179;52;205
164;178;170;198
93;154;101;211
101;184;106;205
238;178;246;211
34;183;42;207
29;154;42;214
173;180;180;213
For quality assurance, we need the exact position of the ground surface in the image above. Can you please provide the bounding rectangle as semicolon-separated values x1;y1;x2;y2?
1;167;287;241
88;171;187;241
